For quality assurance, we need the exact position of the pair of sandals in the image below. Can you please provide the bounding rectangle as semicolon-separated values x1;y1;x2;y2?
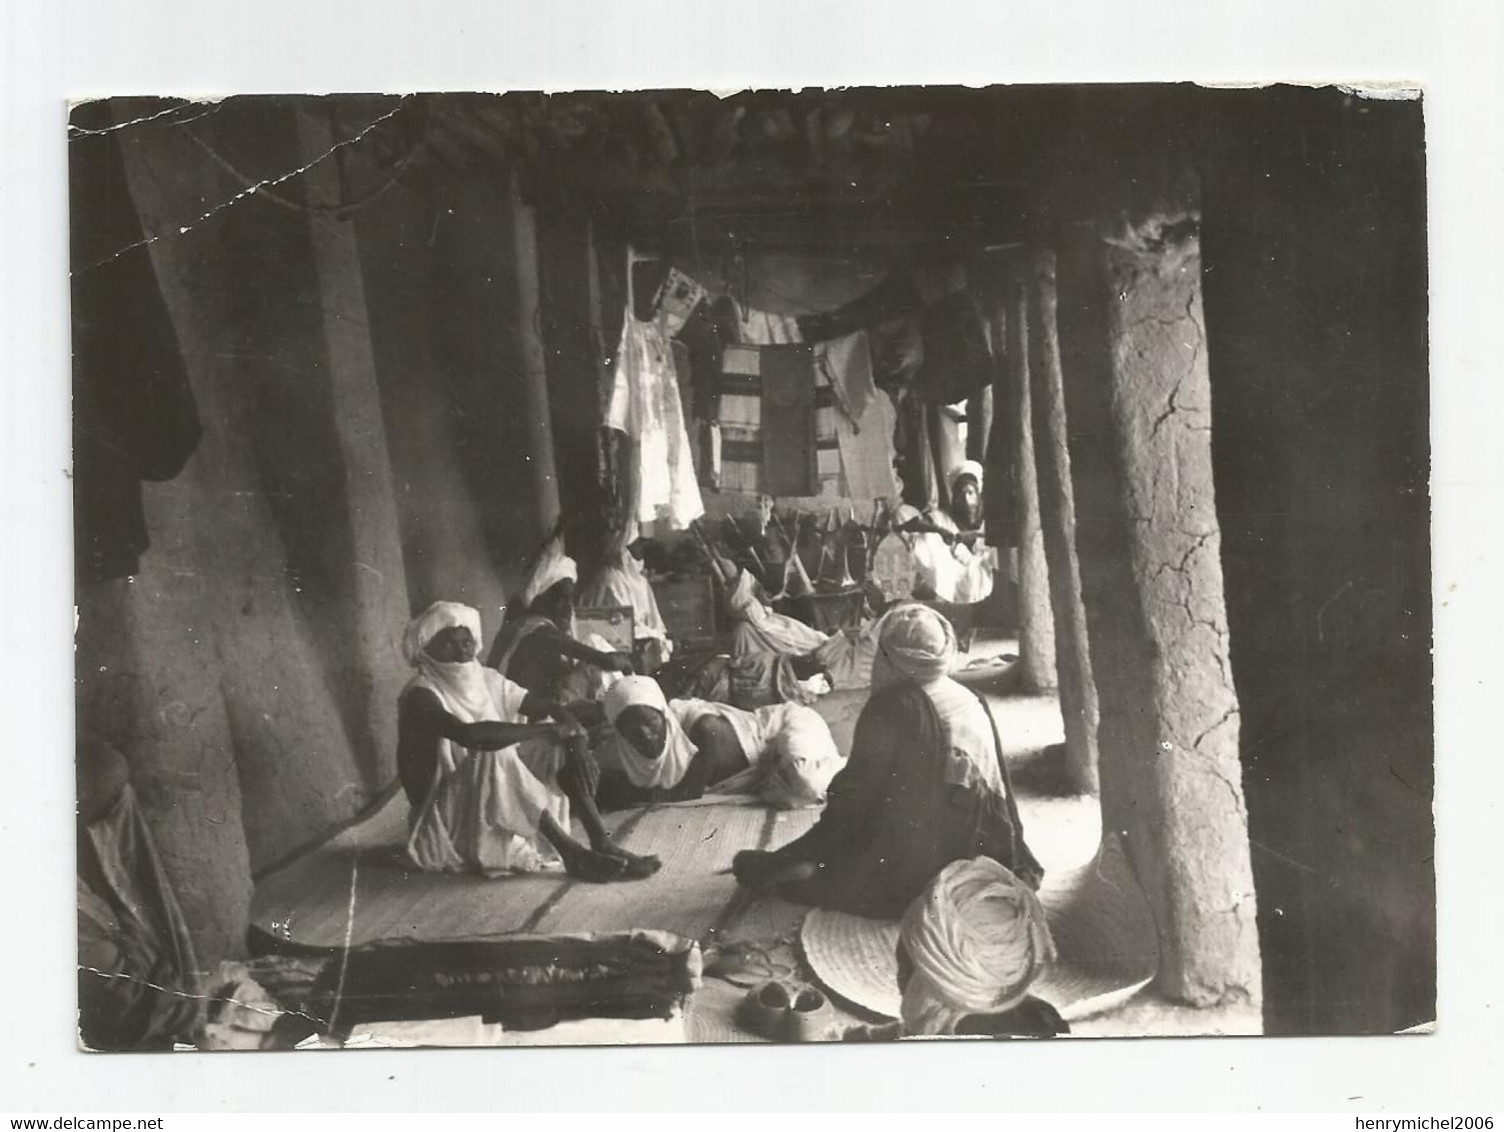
737;980;835;1042
704;943;833;1042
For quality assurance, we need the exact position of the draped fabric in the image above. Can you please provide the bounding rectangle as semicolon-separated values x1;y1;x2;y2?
71;115;202;584
604;305;705;532
718;345;845;498
817;332;901;503
675;251;888;318
78;781;203;1051
759;345;818;497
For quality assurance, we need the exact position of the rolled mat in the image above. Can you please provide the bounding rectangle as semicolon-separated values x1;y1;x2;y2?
308;930;702;1038
800;832;1158;1023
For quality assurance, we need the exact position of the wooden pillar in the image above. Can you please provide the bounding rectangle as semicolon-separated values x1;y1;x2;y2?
1004;263;1057;693
1026;249;1100;792
1052;185;1260;1006
506;167;562;533
965;385;993;463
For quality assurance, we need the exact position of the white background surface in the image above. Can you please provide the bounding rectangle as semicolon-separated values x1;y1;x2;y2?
2;0;1499;1112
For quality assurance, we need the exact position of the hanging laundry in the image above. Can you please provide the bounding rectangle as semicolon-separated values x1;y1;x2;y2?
604;307;705;532
814;330;874;423
653;267;707;338
914;291;994;404
868;315;926;395
797;270;923;345
733;299;804;346
816;332;899;503
758;344;818;497
719;345;763;496
716;344;830;499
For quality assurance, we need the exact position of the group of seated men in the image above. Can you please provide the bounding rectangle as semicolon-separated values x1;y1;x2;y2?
393;486;1056;1037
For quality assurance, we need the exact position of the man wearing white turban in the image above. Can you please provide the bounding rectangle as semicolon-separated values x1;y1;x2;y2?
596;675;843;809
892;460;998;603
398;601;659;883
486;535;634;705
733;604;1042;917
896;857;1064;1036
842;857;1068;1040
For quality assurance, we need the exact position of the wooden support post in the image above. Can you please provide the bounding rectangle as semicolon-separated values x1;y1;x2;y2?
1027;248;1101;793
1005;262;1058;693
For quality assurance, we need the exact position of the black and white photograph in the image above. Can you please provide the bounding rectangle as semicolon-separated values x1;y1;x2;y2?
69;83;1432;1054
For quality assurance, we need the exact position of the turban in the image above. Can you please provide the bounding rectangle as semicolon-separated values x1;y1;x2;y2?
602;676;698;791
402;602;495;724
519;536;579;611
898;857;1057;1035
950;459;984;494
872;603;958;686
403;601;483;667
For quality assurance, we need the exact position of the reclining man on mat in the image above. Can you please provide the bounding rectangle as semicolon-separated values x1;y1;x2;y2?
844;856;1068;1040
594;675;844;809
731;603;1042;918
399;601;659;883
693;536;881;702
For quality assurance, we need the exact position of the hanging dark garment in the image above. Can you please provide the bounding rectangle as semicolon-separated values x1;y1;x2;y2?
868;316;926;396
759;344;817;497
894;394;933;510
984;290;1022;548
966;386;993;463
70;116;201;585
675;302;727;422
796;270;923;345
926;401;965;514
913;291;994;405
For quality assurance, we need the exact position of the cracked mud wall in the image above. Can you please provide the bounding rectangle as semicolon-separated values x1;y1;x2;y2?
1054;192;1260;1007
73;97;561;967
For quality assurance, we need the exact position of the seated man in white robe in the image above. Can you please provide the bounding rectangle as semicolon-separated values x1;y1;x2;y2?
577;520;674;675
893;460;998;603
398;601;659;883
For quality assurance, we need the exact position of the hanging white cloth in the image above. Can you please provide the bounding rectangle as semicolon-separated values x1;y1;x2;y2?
731;298;804;346
604;288;705;532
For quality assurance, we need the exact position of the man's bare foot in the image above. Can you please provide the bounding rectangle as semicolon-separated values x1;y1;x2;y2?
603;846;662;879
563;849;629;883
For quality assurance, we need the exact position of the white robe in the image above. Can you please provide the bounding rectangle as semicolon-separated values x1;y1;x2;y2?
894;504;997;603
405;666;570;875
